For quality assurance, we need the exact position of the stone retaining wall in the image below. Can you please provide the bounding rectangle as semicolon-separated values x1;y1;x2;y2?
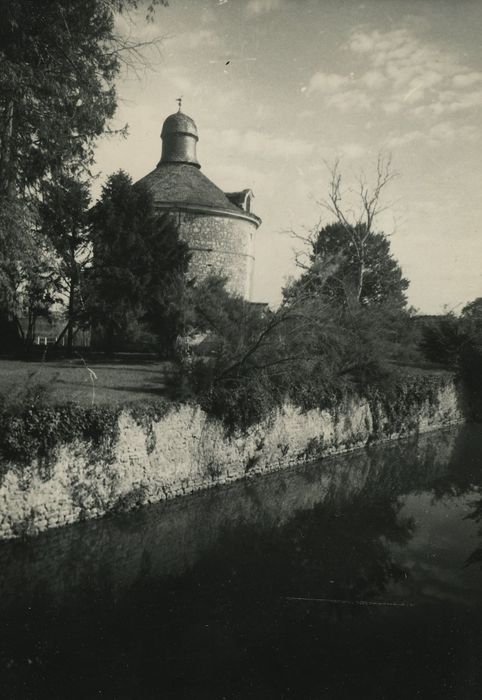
0;425;464;612
0;376;465;540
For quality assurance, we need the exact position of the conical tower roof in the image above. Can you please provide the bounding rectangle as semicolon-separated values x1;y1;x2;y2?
136;109;260;225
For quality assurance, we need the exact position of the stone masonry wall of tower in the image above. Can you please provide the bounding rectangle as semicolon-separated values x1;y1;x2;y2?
175;212;256;300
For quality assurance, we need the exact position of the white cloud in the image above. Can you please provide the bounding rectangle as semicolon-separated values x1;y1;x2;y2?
340;143;366;159
386;130;423;148
449;89;482;111
408;71;443;91
386;121;479;148
306;24;482;128
349;28;410;57
308;27;482;119
361;70;387;89
345;27;482;119
402;86;425;105
349;31;377;53
428;121;480;144
428;122;458;141
382;101;402;114
307;72;370;112
246;0;281;17
413;89;482;116
298;108;316;119
452;72;482;88
327;89;371;112
307;71;350;94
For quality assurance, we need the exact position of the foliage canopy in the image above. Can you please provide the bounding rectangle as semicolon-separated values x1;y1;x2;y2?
0;0;168;345
284;222;409;309
87;170;190;355
0;0;166;194
182;275;414;432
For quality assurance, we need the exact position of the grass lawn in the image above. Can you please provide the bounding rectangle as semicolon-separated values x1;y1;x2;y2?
0;358;176;406
0;356;451;409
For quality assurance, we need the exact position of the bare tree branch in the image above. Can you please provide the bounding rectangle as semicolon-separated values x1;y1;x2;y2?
311;152;398;303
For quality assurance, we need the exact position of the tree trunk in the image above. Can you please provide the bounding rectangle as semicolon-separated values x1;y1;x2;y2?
67;280;75;355
0;100;15;198
357;259;365;303
66;241;77;355
26;309;36;352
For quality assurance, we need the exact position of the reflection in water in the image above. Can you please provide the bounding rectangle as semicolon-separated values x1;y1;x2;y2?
1;424;482;698
466;497;482;569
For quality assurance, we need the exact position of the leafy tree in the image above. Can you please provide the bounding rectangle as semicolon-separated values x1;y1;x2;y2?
182;160;413;431
184;277;287;429
418;301;482;418
17;237;60;349
0;0;167;196
288;154;407;309
284;221;409;308
182;276;410;431
0;0;167;344
40;176;91;353
282;154;415;376
461;298;482;335
418;299;482;369
418;315;469;367
0;198;36;315
87;171;190;355
0;196;59;348
321;154;398;302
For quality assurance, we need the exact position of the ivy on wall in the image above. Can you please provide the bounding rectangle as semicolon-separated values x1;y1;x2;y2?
0;390;175;483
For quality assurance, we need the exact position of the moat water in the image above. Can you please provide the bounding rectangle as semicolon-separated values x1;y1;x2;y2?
1;424;482;699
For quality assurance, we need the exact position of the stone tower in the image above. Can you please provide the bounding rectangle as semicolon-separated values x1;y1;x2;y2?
136;108;261;300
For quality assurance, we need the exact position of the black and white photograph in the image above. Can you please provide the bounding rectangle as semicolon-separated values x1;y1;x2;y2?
1;0;482;697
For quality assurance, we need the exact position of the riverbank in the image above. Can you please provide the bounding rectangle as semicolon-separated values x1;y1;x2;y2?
0;371;466;540
1;422;481;699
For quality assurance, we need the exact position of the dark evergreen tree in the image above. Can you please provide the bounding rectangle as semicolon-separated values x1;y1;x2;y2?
87;171;190;356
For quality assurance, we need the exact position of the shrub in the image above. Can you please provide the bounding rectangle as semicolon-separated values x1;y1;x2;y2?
459;345;482;421
0;382;179;484
419;315;469;366
180;276;412;433
0;398;121;481
190;364;283;433
418;306;482;420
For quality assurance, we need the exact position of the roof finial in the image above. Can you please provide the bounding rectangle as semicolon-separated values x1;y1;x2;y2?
176;96;182;112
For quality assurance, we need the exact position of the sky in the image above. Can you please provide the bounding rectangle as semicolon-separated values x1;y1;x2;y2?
93;0;482;312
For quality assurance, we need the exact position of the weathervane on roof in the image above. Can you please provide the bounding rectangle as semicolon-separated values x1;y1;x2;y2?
176;96;182;112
